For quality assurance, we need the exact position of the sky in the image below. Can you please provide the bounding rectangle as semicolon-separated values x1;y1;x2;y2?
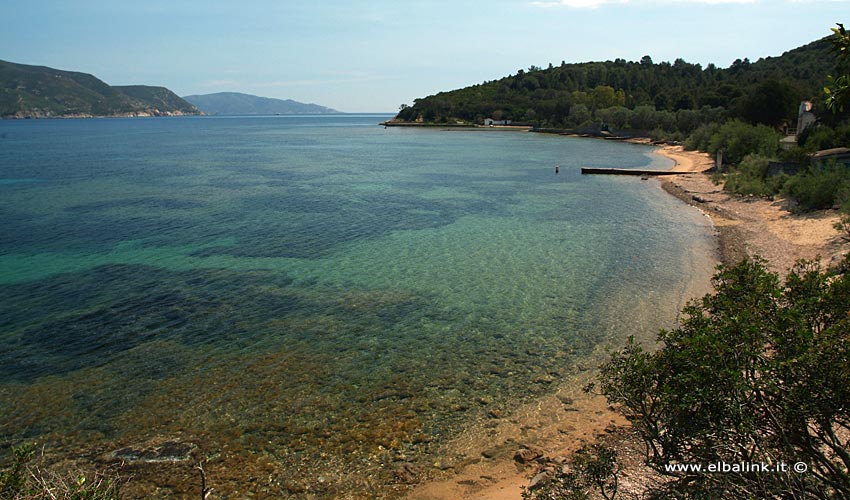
1;1;847;112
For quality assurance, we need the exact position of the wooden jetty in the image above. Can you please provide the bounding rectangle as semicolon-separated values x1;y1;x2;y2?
581;167;684;176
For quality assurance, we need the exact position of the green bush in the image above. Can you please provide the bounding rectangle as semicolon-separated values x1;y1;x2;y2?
799;124;838;151
798;123;850;151
778;145;813;164
596;257;850;499
835;213;850;240
724;154;787;196
706;120;780;165
648;128;683;143
684;122;720;152
784;162;850;211
725;173;788;198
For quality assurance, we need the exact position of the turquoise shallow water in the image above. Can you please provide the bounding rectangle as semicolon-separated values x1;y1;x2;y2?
0;115;715;497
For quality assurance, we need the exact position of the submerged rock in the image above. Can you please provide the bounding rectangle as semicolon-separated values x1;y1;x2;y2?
394;463;419;484
110;440;197;463
556;394;574;406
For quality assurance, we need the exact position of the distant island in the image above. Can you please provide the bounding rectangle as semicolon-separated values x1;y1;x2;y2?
0;59;200;119
182;92;340;115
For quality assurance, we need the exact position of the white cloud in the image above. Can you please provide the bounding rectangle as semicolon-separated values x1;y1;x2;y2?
531;0;623;7
531;0;758;8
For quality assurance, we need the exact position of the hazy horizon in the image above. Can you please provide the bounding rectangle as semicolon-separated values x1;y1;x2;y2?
2;1;847;112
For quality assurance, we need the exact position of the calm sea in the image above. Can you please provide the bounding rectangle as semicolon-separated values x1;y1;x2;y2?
0;115;715;498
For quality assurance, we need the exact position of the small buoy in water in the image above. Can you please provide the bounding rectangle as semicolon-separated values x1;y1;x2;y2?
555;165;560;174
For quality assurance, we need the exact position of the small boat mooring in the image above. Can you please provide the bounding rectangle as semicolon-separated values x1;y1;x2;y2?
580;167;684;176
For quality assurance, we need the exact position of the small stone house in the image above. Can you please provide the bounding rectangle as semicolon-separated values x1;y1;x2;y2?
811;147;850;167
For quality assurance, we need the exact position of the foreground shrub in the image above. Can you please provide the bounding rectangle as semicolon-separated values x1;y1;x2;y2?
597;257;850;499
523;443;620;500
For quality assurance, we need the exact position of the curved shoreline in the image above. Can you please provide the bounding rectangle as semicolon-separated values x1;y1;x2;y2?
653;145;846;275
405;141;849;500
404;143;720;500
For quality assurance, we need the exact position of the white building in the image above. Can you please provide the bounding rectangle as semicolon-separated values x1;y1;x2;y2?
797;101;816;135
781;101;817;150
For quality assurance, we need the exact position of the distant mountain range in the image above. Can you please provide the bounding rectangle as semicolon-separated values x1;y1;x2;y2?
182;92;340;115
0;59;200;118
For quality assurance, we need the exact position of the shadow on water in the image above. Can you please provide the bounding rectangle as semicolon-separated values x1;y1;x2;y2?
0;264;298;380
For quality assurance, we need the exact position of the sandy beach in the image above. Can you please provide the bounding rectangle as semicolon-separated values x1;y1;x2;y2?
656;145;848;275
404;143;850;500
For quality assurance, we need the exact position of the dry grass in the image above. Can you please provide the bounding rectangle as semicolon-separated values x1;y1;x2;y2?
1;445;126;500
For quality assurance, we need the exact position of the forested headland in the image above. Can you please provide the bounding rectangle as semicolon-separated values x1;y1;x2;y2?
394;36;837;136
396;25;850;233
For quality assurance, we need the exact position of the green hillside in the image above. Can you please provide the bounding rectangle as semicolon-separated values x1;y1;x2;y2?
115;85;200;115
183;92;339;115
395;38;836;131
0;59;200;118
